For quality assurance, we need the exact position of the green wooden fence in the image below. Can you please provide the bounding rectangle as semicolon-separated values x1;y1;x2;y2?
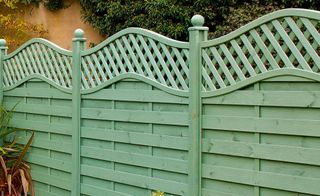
0;8;320;196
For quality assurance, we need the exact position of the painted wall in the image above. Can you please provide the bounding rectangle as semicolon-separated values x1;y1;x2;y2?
23;0;105;50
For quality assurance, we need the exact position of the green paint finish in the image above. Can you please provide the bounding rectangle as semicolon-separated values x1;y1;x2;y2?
188;15;208;196
72;29;86;196
201;9;320;92
0;39;7;105
1;8;320;196
80;80;189;196
202;77;320;195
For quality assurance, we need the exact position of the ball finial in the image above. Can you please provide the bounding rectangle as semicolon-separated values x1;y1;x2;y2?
0;39;6;47
191;15;205;27
74;29;84;38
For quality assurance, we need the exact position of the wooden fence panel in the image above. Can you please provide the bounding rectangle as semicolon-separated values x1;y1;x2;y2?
3;79;72;195
202;76;320;196
0;8;320;196
80;80;189;196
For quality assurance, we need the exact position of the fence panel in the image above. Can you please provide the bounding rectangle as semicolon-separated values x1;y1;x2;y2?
200;8;320;196
3;79;72;195
0;8;320;196
80;80;189;195
202;75;320;195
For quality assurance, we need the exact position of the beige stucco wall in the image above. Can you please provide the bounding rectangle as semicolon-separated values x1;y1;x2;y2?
23;0;105;50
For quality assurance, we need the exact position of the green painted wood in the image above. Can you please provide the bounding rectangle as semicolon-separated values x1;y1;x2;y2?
32;171;71;190
202;164;320;195
3;87;72;99
188;15;208;196
0;39;7;105
203;90;320;108
2;102;72;117
71;29;86;196
81;107;188;125
2;8;320;196
82;88;188;103
9;119;72;135
202;139;320;165
202;115;320;137
81;146;188;173
80;184;132;196
81;127;188;150
201;76;320;195
79;80;189;195
81;165;188;195
201;9;320;92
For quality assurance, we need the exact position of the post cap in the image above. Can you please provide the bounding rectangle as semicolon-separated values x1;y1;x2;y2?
191;15;205;27
0;39;6;47
74;29;84;38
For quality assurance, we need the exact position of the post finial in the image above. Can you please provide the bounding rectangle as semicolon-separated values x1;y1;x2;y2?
0;39;6;48
191;15;205;27
74;29;84;38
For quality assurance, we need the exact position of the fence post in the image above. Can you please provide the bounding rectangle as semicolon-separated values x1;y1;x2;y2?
188;15;208;196
71;29;86;196
0;39;7;105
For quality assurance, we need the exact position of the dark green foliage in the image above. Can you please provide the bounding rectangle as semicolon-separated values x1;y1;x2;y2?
43;0;64;11
79;0;320;40
80;0;230;40
211;1;283;38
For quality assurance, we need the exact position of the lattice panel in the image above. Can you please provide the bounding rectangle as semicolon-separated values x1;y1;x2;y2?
3;42;73;88
81;34;189;90
202;16;320;91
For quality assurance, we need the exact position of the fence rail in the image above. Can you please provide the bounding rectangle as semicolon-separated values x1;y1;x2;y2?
1;8;320;196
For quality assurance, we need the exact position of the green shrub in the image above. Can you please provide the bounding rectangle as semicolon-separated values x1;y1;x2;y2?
79;0;320;40
43;0;64;11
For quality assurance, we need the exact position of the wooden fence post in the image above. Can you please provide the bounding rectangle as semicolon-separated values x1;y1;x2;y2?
188;15;208;196
71;29;86;196
0;39;7;105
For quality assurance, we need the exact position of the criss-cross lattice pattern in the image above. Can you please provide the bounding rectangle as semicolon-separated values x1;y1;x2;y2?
202;16;320;91
81;34;189;90
3;42;72;88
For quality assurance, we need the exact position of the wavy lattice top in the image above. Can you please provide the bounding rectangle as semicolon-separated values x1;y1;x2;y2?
3;9;320;94
2;39;72;89
80;28;189;91
201;9;320;92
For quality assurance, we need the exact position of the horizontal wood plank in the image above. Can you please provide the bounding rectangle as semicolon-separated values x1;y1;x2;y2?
202;115;320;137
202;139;320;166
81;127;188;150
32;171;71;191
202;164;320;195
81;146;188;174
10;119;72;135
203;91;320;108
4;87;71;99
82;89;188;104
81;108;189;126
80;184;131;196
81;165;187;195
26;154;71;172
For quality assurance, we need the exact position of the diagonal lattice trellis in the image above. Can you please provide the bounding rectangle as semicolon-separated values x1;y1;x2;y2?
2;42;73;88
81;33;189;91
202;16;320;91
3;10;320;93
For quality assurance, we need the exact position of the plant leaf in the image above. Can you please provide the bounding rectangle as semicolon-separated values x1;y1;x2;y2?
7;174;11;195
12;132;34;172
19;169;28;196
22;167;34;196
0;156;7;178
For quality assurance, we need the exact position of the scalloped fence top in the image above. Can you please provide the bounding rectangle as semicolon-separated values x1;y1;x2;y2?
1;8;320;95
